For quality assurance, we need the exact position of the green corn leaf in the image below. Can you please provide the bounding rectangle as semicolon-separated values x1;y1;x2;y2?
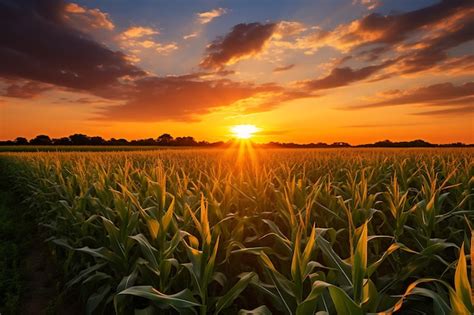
118;286;201;309
352;221;368;304
315;233;352;286
215;272;257;314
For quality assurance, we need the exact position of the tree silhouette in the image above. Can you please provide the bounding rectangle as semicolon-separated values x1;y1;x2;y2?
69;134;90;145
53;137;72;145
30;135;52;145
175;136;197;146
15;137;28;145
89;136;106;145
157;133;174;145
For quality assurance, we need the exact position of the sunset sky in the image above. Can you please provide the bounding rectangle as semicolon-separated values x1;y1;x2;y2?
0;0;473;144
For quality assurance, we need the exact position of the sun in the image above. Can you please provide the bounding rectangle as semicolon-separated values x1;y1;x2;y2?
231;124;259;139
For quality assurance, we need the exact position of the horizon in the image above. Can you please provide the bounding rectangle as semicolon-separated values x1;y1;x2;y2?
1;132;472;146
0;0;473;144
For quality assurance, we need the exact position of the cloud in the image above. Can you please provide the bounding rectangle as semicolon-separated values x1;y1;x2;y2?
184;32;198;40
120;26;159;39
60;97;108;104
293;0;473;75
99;75;285;121
432;55;474;74
330;0;471;51
412;105;473;116
197;8;227;24
64;2;114;30
117;26;177;55
352;0;380;10
273;64;295;72
0;1;309;122
200;22;277;69
1;80;52;98
273;21;307;38
350;82;474;109
155;42;178;55
0;0;144;91
302;59;394;91
287;0;474;92
391;15;474;75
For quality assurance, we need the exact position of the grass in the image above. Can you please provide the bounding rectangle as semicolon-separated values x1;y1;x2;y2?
0;148;472;314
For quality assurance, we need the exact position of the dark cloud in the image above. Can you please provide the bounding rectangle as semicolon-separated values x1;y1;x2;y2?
99;75;284;121
273;64;295;72
303;59;394;91
63;2;114;31
0;0;143;91
434;55;474;74
350;82;474;109
347;0;472;48
200;22;277;69
384;9;474;76
53;96;116;104
298;0;472;53
1;80;52;98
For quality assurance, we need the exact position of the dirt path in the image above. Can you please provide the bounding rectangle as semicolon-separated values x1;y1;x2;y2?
21;238;58;314
0;181;82;314
20;219;83;315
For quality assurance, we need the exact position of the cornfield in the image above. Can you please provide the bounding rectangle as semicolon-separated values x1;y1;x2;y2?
1;148;473;314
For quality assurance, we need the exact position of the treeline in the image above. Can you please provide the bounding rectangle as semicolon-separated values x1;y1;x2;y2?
0;134;471;148
355;139;472;148
261;139;472;148
0;134;224;147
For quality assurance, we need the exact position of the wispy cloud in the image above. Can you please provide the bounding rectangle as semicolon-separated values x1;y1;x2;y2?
349;82;474;109
273;64;295;72
183;32;199;40
197;8;227;24
120;26;159;39
412;106;473;116
352;0;380;10
118;26;177;55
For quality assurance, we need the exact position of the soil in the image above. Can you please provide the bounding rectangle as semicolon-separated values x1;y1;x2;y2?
21;233;84;315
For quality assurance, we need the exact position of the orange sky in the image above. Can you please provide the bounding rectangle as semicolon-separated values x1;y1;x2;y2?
0;0;473;144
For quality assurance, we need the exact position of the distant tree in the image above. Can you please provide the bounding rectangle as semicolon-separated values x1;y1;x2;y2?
131;138;157;146
174;136;197;146
53;137;72;145
108;138;129;145
69;134;90;145
157;133;174;146
89;136;106;145
30;135;52;145
15;137;28;145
